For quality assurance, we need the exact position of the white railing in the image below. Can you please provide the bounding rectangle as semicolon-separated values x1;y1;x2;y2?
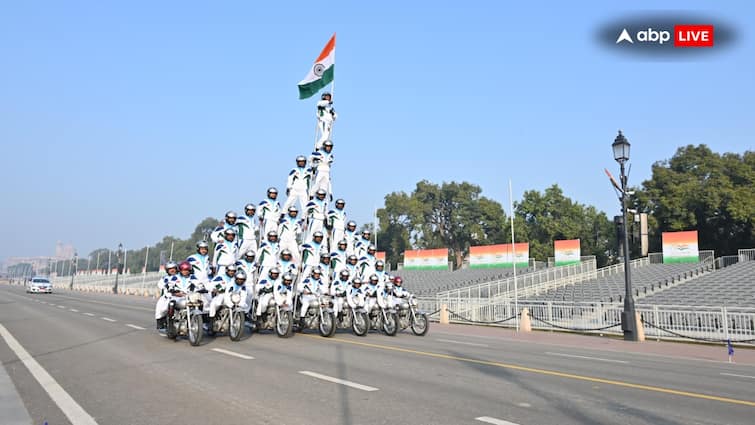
50;272;163;295
436;259;597;300
739;248;755;262
427;298;755;345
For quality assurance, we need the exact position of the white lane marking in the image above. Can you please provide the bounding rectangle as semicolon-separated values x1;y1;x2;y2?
69;309;79;312
721;372;755;379
126;324;145;330
49;303;56;306
83;313;95;317
211;348;254;360
57;305;66;309
545;351;629;364
42;294;152;312
476;417;520;425
298;371;378;392
437;338;490;347
0;324;98;425
101;317;116;322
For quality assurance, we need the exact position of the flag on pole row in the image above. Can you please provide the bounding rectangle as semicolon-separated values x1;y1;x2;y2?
298;33;335;99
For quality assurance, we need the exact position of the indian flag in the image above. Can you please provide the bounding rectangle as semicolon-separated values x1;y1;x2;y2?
403;249;448;270
662;231;699;263
376;251;386;262
554;239;581;266
298;34;335;99
469;244;509;269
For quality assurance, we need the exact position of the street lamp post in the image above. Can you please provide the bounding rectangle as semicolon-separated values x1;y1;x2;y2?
612;130;638;342
69;252;78;290
112;243;123;294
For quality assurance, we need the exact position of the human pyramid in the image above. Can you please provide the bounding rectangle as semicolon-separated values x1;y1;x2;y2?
154;92;414;333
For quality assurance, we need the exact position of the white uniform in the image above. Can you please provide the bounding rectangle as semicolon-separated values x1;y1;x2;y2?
309;150;334;197
283;167;311;214
223;281;250;314
305;197;328;241
213;239;239;275
315;99;337;150
209;274;234;317
300;242;325;277
277;258;299;279
358;254;378;280
298;276;323;319
258;197;281;239
235;259;258;309
354;237;371;259
327;207;347;245
347;285;366;310
210;222;238;244
154;274;177;320
330;248;348;278
274;282;294;309
236;214;259;253
392;285;410;308
278;216;303;262
344;229;358;256
255;276;279;317
256;241;280;278
363;282;379;313
331;277;350;316
186;253;212;285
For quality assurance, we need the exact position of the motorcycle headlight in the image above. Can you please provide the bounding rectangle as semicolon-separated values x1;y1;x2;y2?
231;293;241;304
410;299;418;307
188;293;201;303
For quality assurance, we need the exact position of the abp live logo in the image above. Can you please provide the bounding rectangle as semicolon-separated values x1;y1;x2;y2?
616;24;715;47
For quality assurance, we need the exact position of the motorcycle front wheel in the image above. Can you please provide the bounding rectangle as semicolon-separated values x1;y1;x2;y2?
411;312;429;336
383;312;398;336
352;311;369;336
319;311;336;337
188;313;203;346
276;310;294;338
229;311;244;341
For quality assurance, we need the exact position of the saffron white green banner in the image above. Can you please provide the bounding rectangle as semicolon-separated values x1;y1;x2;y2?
662;231;699;263
376;251;386;262
469;243;529;268
298;34;335;99
554;239;581;266
403;249;448;270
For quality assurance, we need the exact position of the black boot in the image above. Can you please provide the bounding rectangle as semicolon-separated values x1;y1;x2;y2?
156;317;166;330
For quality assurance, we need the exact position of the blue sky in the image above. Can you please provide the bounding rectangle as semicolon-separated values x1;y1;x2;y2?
1;1;753;261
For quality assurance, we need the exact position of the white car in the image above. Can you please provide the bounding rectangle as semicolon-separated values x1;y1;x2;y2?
27;277;53;294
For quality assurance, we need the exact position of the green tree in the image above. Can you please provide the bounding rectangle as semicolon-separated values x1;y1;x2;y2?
515;184;615;266
635;145;754;255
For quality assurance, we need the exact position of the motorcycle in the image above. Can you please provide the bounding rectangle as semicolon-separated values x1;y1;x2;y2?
209;291;245;341
253;296;294;338
334;293;370;336
294;293;336;337
368;295;398;336
396;294;429;336
165;292;204;346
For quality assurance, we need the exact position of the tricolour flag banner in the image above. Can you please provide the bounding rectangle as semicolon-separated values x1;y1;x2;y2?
376;251;386;262
469;243;529;268
662;230;699;263
403;249;448;270
554;239;581;266
298;34;335;99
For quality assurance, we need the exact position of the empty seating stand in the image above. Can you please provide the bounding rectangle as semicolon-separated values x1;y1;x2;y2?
400;267;534;296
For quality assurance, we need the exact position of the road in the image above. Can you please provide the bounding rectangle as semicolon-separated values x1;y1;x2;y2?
1;284;754;425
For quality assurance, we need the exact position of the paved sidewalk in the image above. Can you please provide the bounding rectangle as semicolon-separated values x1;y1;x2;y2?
433;323;755;365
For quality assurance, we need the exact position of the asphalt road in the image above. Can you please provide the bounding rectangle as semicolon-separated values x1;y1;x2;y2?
1;284;754;425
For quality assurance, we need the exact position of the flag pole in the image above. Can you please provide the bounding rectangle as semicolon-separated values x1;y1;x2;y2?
509;179;519;332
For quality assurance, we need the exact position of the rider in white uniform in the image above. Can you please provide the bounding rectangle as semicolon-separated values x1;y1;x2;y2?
354;230;372;259
298;267;325;327
213;228;240;275
305;189;329;242
300;231;326;278
326;198;347;246
278;206;303;263
256;231;280;279
237;203;259;254
208;265;237;319
331;269;351;318
283;156;311;214
255;267;280;318
309;141;334;198
347;277;366;311
210;211;239;243
155;262;179;330
330;239;349;278
186;241;212;287
258;187;281;240
344;221;358;256
358;245;378;280
315;92;337;151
